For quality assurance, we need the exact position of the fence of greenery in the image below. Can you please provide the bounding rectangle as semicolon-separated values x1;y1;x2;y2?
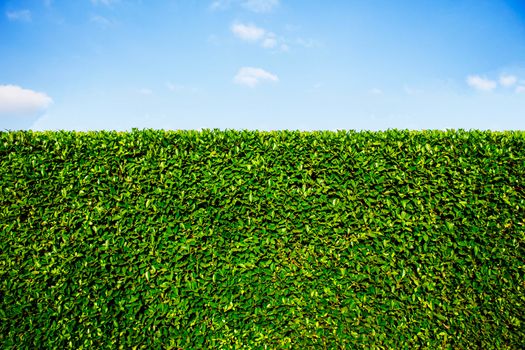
1;129;524;348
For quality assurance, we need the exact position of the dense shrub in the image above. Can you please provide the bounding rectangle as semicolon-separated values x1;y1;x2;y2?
1;129;524;348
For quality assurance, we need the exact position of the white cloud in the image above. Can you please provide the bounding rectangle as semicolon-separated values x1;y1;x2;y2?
369;88;383;95
6;10;31;22
138;88;153;96
516;86;525;94
234;67;278;88
241;0;279;13
261;36;277;48
231;22;285;50
499;74;518;87
231;23;266;41
466;75;497;92
0;85;53;117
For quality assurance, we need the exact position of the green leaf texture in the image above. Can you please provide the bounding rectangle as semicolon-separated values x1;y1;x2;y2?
1;129;524;349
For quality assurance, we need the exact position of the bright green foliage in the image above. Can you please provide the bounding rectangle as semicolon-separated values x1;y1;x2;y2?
1;129;524;349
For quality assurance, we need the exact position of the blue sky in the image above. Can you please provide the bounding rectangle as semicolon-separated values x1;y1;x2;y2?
1;0;524;131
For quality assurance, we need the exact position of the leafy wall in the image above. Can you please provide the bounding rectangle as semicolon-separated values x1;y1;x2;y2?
1;129;524;348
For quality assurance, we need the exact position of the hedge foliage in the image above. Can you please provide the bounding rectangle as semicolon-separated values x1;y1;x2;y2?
1;129;524;349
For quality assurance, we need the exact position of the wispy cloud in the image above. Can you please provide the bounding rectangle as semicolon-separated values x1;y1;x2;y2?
229;23;319;51
209;0;231;11
295;38;320;49
6;10;32;22
231;23;266;41
90;15;114;28
234;67;278;87
369;88;383;95
466;75;497;92
0;85;53;117
241;0;280;13
166;82;199;93
231;22;285;50
210;0;279;13
516;85;525;94
404;86;423;95
306;82;323;94
499;74;517;87
137;88;153;96
166;82;180;92
261;33;277;48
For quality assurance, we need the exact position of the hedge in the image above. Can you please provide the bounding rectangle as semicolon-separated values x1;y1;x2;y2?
1;129;524;348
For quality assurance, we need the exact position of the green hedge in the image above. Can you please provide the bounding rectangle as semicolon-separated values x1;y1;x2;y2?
1;129;524;349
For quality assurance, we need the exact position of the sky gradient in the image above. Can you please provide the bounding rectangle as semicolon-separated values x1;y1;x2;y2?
1;0;525;131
